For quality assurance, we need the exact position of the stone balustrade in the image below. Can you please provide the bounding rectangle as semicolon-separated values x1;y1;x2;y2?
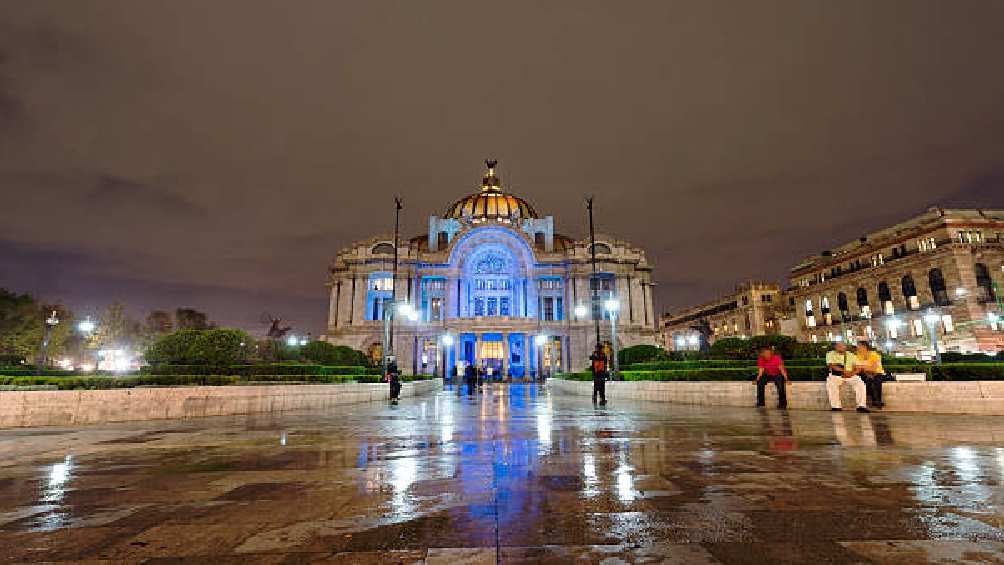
550;378;1004;415
0;380;441;428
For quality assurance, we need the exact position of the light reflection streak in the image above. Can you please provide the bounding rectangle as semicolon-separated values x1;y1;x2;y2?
615;445;636;502
42;455;73;504
389;456;419;518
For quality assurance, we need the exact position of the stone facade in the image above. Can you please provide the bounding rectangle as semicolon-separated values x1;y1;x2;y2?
324;161;658;376
786;208;1004;356
660;282;785;350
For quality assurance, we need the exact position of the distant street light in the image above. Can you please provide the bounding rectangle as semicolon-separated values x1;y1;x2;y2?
604;298;620;381
923;311;942;365
77;319;96;334
36;310;60;375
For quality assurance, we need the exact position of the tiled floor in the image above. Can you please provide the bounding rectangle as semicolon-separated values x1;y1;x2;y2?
2;383;1004;563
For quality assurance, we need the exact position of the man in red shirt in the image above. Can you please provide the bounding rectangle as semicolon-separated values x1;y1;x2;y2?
755;347;789;409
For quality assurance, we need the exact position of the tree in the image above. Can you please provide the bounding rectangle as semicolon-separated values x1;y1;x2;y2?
617;344;670;365
145;310;174;336
0;289;76;362
92;302;142;350
175;308;211;330
145;329;203;364
145;328;250;365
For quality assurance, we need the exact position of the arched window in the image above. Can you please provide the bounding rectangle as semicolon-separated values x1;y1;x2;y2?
590;242;612;255
878;281;891;302
837;292;849;314
372;242;395;255
975;263;995;302
856;287;868;307
878;281;894;315
902;275;919;310
928;268;949;306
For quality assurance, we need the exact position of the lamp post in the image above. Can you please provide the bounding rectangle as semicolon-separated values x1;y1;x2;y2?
586;197;601;348
36;310;60;375
604;298;620;381
923;311;942;365
989;311;1000;331
383;197;404;378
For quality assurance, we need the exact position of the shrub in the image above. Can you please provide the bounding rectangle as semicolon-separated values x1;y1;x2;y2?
301;341;369;366
192;329;250;366
145;329;204;365
617;344;670;365
0;354;25;365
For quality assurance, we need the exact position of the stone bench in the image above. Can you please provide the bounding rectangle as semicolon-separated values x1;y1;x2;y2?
550;378;1004;415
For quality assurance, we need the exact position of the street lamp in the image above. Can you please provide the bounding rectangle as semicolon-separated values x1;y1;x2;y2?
923;311;942;365
36;310;60;375
604;298;620;381
76;317;97;372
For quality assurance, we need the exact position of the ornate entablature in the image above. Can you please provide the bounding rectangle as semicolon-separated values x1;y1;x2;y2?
324;160;659;375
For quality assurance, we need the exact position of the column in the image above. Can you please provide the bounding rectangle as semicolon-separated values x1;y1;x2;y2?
328;282;340;329
502;333;510;378
475;333;482;368
351;275;365;324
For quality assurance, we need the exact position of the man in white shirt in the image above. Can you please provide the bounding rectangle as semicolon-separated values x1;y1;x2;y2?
825;342;869;413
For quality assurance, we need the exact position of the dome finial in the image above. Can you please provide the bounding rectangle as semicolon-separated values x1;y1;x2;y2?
481;159;501;192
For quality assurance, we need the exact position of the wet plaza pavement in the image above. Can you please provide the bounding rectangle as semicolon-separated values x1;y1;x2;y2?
2;384;1004;563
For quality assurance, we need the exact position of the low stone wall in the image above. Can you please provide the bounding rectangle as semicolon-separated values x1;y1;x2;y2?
550;378;1004;415
0;380;441;428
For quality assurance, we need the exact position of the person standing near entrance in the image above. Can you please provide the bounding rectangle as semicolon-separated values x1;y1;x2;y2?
825;342;869;413
754;347;789;409
386;357;402;404
590;343;608;406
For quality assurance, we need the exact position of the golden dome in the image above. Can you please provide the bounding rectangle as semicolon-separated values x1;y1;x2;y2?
444;160;539;222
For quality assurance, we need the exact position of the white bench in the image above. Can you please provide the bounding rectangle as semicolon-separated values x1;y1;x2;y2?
893;373;926;382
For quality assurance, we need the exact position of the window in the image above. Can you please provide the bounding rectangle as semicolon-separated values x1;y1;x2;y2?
837;292;849;315
500;297;511;317
590;243;612;255
912;319;924;336
371;276;393;291
474;297;485;317
871;253;884;266
918;237;937;252
542;297;555;321
975;263;995;302
761;294;772;302
929;268;949;306
538;278;562;290
365;273;394;320
902;275;918;310
372;243;395;255
942;314;954;333
429;298;442;321
878;281;894;315
856;287;869;307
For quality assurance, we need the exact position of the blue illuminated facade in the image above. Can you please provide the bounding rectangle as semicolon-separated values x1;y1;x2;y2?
326;160;658;375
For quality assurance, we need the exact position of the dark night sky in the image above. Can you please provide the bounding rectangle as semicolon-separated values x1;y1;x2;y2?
2;1;1004;335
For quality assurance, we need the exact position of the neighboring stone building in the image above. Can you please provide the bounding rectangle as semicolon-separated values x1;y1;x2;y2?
786;208;1004;357
660;282;785;351
324;160;659;376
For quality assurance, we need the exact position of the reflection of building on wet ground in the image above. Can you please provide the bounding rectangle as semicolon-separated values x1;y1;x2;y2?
324;161;658;375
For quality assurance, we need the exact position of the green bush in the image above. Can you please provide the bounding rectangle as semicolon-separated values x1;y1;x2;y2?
930;363;1004;381
0;373;385;390
709;335;802;359
145;329;204;364
0;354;25;365
192;329;250;366
145;363;378;377
617;344;670;365
301;341;369;366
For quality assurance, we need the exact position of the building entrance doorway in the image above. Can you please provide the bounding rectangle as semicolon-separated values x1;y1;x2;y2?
479;339;504;377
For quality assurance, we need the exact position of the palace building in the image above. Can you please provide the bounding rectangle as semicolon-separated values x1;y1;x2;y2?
660;282;791;351
324;160;659;376
786;208;1004;357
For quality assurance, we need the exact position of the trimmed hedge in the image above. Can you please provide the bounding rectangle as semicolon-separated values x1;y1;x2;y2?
560;362;1001;382
0;372;436;390
144;364;379;376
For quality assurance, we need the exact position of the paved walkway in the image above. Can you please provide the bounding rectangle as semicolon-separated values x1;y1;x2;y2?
2;383;1004;563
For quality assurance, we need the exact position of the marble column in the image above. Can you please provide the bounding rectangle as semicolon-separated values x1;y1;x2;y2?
502;333;510;378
